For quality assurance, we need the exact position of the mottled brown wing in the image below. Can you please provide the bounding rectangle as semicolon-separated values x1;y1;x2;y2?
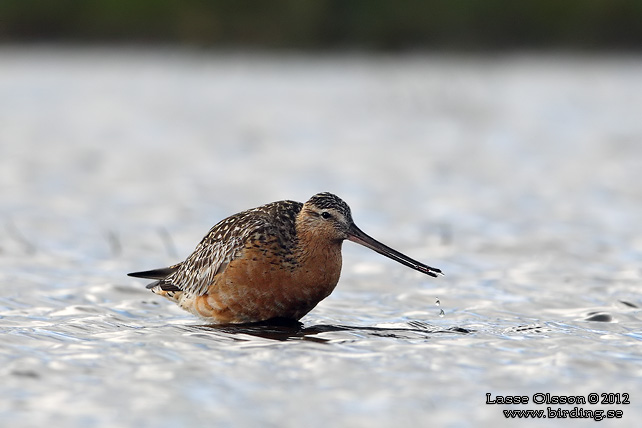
168;223;262;297
165;200;301;298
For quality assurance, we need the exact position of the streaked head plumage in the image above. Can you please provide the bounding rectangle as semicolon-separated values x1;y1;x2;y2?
299;192;354;240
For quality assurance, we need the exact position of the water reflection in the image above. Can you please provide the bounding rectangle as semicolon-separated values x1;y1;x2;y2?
194;319;472;342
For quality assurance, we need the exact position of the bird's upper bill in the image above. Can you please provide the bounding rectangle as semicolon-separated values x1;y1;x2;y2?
346;223;443;278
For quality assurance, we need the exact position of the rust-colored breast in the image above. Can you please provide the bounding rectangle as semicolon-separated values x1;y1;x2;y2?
190;234;343;324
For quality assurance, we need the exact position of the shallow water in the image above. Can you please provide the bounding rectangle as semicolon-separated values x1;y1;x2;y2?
1;47;641;427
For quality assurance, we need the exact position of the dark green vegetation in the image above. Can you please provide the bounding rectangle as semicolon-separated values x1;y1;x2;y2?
2;0;642;50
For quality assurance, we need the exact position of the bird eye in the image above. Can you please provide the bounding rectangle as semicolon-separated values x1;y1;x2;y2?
320;211;332;219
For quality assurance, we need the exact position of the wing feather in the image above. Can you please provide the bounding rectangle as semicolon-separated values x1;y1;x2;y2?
168;212;274;297
131;199;303;298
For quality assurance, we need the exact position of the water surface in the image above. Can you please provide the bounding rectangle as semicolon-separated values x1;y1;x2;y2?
1;48;641;427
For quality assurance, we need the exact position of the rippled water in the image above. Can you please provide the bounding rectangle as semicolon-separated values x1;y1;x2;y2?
1;47;641;427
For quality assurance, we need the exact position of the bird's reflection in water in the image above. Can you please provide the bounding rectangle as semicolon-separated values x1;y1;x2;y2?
194;318;472;342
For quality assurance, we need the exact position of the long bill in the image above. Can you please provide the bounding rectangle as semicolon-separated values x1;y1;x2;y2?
346;224;443;278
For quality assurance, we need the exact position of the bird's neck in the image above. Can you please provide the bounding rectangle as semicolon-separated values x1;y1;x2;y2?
294;215;344;287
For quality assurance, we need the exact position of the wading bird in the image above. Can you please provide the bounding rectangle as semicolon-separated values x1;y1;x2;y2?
129;192;442;324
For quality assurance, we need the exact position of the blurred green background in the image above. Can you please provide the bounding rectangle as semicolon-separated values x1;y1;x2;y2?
2;0;642;50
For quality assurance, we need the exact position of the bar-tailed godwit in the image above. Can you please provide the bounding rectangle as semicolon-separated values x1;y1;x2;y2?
129;192;442;324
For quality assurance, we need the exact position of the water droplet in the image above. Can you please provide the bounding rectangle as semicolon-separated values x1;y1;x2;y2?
439;309;445;317
435;297;440;306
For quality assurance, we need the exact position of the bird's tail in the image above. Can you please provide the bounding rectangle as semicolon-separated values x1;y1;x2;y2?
128;264;181;281
128;263;183;300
